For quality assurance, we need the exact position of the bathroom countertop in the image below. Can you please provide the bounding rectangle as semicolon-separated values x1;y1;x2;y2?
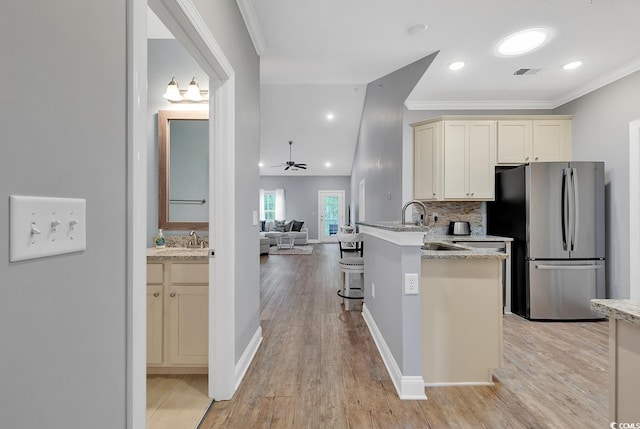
591;299;640;327
146;247;208;262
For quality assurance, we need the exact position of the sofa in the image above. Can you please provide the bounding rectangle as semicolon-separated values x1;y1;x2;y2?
259;219;308;247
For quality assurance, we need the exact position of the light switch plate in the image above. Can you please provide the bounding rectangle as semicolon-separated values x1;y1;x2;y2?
10;195;86;262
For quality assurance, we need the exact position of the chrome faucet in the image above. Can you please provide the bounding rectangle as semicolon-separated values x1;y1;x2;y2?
188;230;199;248
402;200;428;226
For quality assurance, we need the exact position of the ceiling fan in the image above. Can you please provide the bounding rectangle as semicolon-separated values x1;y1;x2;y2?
273;140;307;171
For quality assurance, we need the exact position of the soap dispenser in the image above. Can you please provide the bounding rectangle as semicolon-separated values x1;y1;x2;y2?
154;229;166;248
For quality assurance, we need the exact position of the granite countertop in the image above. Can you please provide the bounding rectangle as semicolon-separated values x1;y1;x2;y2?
436;234;513;242
591;299;640;327
421;240;509;260
146;247;208;262
356;221;431;232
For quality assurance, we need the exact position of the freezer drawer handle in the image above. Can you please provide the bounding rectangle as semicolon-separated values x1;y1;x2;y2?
535;264;603;270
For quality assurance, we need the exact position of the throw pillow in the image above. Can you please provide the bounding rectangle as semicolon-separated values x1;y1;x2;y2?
291;220;304;232
273;220;286;232
260;220;266;232
284;221;293;232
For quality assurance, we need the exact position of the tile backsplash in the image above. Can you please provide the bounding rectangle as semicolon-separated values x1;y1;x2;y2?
412;201;484;235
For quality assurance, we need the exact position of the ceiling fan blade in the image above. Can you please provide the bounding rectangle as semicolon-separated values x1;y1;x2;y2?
284;165;290;170
297;165;307;169
294;163;307;167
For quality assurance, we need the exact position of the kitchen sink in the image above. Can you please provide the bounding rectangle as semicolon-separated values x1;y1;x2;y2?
422;242;468;251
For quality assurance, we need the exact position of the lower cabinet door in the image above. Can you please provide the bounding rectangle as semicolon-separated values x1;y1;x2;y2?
146;285;164;365
167;285;209;365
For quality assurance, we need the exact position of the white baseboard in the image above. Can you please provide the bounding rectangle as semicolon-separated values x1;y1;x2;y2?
307;239;320;244
425;381;494;387
234;325;262;390
361;304;427;400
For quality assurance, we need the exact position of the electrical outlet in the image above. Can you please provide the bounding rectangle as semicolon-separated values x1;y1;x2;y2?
405;273;419;295
371;282;375;298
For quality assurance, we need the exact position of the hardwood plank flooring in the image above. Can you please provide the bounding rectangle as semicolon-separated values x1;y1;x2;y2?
200;243;609;428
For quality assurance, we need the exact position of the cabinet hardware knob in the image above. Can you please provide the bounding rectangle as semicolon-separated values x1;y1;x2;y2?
525;157;530;161
153;292;160;298
170;292;176;297
535;157;539;161
471;193;475;196
432;193;436;196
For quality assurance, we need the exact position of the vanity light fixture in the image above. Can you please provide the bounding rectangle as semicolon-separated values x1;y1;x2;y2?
163;76;209;103
562;61;583;70
495;28;552;57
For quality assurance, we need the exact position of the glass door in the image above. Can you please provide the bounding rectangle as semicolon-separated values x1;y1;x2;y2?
318;190;345;242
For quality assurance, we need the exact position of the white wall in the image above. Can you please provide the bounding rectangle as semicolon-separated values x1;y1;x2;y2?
554;70;640;299
0;2;127;427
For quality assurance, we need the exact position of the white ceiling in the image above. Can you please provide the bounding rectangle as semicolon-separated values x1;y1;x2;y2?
247;0;640;176
152;1;640;176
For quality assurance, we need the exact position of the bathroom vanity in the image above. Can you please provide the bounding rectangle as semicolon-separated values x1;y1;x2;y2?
146;248;208;374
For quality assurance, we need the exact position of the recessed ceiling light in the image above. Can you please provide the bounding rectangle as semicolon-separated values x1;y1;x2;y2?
326;113;334;120
449;61;465;71
562;61;583;70
258;162;264;167
325;162;332;167
408;23;428;36
496;28;552;57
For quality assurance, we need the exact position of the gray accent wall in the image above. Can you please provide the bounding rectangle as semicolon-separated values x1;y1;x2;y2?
554;70;640;299
363;236;423;375
350;53;437;223
1;2;127;427
260;176;351;240
148;39;208;243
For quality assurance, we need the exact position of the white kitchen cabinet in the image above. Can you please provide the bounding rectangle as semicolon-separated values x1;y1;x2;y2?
413;121;442;200
147;260;208;373
443;120;496;200
497;119;571;164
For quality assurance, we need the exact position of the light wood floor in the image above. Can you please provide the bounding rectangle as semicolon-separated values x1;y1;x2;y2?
147;374;211;429
200;243;609;428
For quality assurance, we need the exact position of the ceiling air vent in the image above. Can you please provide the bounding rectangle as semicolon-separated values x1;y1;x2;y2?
513;68;542;76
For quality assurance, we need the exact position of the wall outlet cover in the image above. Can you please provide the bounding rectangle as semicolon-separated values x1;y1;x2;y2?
405;273;419;295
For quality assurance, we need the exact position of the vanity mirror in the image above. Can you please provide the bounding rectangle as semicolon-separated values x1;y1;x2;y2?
158;110;209;230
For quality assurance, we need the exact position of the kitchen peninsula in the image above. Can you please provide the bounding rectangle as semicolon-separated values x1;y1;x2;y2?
357;221;511;399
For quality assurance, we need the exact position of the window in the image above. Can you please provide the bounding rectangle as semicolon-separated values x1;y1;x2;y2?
263;191;276;221
259;188;285;221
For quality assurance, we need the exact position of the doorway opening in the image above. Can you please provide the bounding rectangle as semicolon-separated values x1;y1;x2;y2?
129;0;237;427
318;190;345;242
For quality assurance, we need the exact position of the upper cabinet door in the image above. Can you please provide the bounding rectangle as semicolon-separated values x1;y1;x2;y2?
467;121;496;199
443;121;469;199
414;122;442;200
532;120;571;162
497;120;532;164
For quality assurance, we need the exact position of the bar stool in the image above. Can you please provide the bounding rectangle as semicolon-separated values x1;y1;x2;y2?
336;233;364;308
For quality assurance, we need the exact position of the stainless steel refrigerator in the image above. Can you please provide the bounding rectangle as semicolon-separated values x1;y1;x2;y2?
487;162;606;320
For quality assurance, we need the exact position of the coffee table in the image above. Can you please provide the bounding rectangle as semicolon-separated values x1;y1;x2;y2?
275;233;295;249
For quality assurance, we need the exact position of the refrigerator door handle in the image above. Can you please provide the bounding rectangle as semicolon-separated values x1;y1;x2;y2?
561;168;569;251
571;168;579;252
535;264;603;270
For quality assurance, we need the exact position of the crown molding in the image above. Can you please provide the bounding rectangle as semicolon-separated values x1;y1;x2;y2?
406;56;640;112
552;56;640;108
235;0;266;55
404;99;554;111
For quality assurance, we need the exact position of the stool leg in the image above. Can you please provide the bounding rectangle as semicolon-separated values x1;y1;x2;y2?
341;270;345;305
